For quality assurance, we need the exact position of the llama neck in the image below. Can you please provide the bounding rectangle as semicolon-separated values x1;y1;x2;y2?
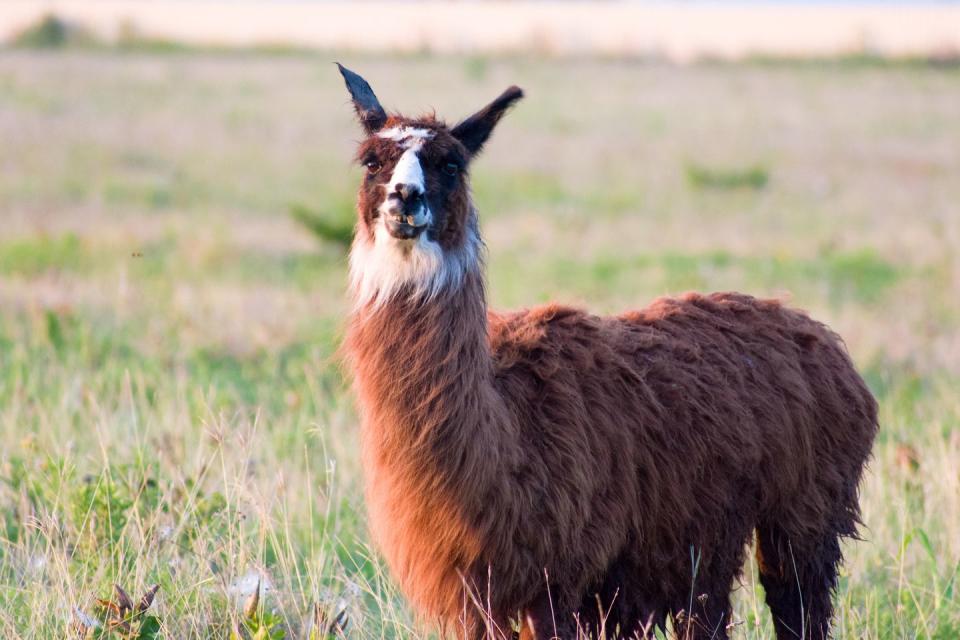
345;268;514;618
346;268;502;454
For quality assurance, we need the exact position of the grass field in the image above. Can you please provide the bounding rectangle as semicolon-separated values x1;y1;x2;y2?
1;51;959;638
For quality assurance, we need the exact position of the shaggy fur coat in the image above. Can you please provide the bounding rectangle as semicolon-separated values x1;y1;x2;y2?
346;270;877;639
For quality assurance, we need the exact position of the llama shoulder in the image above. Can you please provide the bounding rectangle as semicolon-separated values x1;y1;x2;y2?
487;303;608;372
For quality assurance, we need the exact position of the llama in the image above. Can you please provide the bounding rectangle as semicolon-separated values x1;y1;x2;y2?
337;64;878;640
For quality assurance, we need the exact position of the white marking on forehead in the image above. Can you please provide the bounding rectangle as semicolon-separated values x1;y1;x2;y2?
377;126;434;144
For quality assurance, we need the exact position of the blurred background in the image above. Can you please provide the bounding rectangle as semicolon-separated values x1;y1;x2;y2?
1;2;958;638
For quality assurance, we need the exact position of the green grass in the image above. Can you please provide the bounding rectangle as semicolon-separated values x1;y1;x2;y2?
1;51;959;638
0;233;94;276
492;248;901;308
685;162;770;191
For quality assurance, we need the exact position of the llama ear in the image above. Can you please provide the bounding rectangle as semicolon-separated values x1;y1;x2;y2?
337;63;388;134
451;86;524;156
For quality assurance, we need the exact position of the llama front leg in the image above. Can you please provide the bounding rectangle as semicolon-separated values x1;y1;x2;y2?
670;589;732;640
520;591;577;640
669;553;744;639
521;587;665;640
576;568;667;640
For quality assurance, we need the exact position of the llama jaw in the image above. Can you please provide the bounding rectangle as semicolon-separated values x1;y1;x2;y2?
384;210;429;240
380;193;430;240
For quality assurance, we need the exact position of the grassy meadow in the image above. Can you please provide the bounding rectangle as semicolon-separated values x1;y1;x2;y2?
1;51;959;638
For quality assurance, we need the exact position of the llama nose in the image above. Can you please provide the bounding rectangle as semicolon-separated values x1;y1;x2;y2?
395;183;422;203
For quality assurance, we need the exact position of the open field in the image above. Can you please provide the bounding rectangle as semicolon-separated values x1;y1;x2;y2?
4;2;960;60
1;51;959;638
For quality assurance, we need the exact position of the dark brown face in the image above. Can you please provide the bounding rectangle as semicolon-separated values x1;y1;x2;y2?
337;64;523;306
354;118;472;249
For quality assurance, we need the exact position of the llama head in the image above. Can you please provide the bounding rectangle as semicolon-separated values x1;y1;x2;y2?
338;64;523;307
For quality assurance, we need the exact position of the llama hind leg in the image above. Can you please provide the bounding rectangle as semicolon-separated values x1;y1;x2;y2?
755;523;842;640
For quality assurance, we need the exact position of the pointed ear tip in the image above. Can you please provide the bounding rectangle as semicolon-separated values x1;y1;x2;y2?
506;86;524;100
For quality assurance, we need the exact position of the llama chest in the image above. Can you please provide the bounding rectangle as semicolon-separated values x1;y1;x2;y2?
359;416;486;620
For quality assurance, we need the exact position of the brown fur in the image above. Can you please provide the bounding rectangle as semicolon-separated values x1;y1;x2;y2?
339;71;878;639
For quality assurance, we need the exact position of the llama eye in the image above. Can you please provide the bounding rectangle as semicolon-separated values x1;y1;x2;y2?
365;160;381;174
443;162;458;177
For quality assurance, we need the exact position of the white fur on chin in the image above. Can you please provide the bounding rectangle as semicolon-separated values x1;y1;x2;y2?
349;217;480;310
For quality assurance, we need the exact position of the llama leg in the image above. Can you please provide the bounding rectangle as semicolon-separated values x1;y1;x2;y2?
618;599;667;640
571;560;666;639
597;581;666;639
671;587;733;640
755;524;842;640
521;591;577;640
465;612;514;640
670;537;750;640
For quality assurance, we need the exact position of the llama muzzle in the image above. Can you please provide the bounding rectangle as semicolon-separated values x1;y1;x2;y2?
384;190;429;239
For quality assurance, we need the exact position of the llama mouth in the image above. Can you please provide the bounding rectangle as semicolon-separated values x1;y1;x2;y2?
384;211;428;240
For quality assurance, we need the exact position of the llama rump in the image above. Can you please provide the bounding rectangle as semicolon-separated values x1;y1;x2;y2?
336;64;878;640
